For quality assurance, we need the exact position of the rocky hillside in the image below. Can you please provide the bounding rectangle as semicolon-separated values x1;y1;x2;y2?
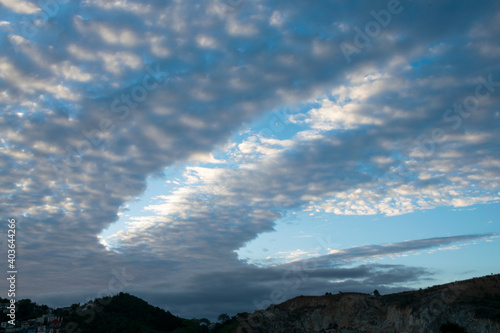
229;274;500;333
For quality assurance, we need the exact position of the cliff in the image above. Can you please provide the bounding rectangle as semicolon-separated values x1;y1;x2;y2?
231;274;500;333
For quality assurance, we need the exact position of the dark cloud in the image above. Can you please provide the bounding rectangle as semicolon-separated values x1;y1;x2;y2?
28;234;493;319
134;263;430;319
291;234;497;269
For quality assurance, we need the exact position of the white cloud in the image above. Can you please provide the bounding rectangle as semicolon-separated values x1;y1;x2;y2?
0;0;39;14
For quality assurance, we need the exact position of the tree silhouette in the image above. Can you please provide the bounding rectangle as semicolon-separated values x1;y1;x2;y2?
199;318;210;326
217;313;230;323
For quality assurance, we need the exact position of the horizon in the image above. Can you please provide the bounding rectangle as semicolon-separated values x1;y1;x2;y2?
1;0;500;324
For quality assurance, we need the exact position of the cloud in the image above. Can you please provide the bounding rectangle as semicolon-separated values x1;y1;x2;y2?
134;263;431;319
292;234;498;269
0;0;40;14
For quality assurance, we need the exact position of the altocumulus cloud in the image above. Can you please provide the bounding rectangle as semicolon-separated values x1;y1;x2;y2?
1;0;500;320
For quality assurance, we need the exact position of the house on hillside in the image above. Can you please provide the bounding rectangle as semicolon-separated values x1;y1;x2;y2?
35;314;55;325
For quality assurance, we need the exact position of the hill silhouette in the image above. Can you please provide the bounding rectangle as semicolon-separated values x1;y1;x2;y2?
3;292;207;333
222;274;500;333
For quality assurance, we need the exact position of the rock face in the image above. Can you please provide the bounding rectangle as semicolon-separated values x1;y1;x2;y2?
233;275;500;333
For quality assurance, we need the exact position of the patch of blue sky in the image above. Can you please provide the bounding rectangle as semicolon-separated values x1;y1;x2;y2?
270;100;322;134
99;164;186;239
237;202;500;268
204;52;214;65
366;238;500;289
410;57;432;69
241;107;303;141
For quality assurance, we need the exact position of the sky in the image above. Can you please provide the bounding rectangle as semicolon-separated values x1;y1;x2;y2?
1;0;500;321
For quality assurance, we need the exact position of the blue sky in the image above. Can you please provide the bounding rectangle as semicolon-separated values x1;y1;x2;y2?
1;0;500;321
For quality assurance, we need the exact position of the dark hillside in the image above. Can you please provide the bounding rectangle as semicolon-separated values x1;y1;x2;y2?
223;274;500;333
